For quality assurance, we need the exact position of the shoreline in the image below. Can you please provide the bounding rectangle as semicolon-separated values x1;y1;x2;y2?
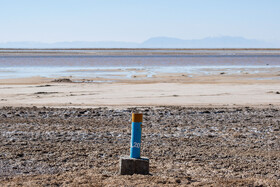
1;48;280;56
1;48;280;50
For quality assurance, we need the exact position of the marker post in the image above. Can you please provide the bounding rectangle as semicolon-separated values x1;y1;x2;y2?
130;113;142;158
119;113;149;175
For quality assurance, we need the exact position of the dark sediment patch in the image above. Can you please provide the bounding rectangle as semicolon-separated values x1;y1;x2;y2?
52;78;72;83
35;85;52;87
34;92;59;95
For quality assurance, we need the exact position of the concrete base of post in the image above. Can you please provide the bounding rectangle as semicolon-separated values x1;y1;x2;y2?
119;156;149;175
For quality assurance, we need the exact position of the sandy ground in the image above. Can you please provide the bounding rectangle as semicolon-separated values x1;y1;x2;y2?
0;72;280;108
0;106;279;186
0;82;280;107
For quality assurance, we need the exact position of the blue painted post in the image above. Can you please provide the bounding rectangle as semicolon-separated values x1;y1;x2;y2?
130;113;143;159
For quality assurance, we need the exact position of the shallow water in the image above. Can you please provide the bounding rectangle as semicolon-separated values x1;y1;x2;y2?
0;49;280;79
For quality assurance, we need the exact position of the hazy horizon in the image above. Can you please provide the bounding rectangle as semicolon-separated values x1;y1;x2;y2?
0;36;279;48
0;35;278;43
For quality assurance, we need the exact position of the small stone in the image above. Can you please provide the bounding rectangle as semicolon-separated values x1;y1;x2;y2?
16;153;24;158
175;179;181;183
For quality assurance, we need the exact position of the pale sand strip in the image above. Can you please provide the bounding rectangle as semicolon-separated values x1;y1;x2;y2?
0;82;279;107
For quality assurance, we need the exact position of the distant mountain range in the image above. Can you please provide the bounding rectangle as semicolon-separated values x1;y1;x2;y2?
0;36;279;48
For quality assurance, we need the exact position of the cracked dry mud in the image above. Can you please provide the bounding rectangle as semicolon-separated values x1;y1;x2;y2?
0;106;279;186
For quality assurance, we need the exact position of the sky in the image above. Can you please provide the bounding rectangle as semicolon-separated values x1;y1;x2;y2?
0;0;280;43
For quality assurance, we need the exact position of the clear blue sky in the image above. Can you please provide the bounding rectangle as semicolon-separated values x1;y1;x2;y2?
0;0;279;43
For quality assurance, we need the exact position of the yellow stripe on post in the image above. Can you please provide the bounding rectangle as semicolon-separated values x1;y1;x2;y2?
132;113;143;123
